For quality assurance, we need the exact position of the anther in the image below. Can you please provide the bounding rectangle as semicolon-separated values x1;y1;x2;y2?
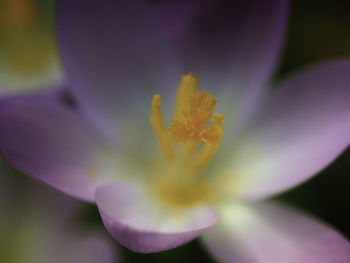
150;94;174;161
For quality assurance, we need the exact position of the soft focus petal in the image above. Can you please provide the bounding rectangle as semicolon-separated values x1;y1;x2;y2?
229;60;350;199
96;182;217;253
0;165;117;263
57;0;181;140
57;0;288;140
0;88;108;201
202;201;350;263
168;0;289;129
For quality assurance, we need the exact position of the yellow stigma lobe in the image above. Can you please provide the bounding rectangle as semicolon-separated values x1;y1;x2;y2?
200;113;224;144
168;90;222;145
150;94;174;161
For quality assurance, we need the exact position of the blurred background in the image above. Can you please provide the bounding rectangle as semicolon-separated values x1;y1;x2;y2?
0;1;349;262
0;0;60;93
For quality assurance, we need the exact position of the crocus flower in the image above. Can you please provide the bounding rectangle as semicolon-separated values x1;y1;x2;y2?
0;161;117;263
0;0;350;262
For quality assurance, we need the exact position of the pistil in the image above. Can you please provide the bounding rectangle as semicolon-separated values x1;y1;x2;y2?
149;73;225;207
150;73;224;178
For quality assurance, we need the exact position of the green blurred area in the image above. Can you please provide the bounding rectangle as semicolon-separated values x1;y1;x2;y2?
0;0;60;91
0;1;350;263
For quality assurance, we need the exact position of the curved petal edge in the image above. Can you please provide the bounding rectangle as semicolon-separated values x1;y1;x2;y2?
96;182;217;253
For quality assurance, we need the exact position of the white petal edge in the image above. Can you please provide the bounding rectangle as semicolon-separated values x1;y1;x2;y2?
202;201;350;263
95;181;217;253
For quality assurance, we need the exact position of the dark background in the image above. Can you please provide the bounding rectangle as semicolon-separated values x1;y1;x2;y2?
1;1;350;262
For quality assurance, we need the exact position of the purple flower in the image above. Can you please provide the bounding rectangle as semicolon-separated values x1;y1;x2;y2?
0;161;118;263
1;0;350;261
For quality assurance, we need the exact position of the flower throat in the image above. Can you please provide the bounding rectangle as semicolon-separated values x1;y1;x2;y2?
150;73;224;175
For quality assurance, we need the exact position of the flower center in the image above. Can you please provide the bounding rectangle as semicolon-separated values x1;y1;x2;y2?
149;73;225;207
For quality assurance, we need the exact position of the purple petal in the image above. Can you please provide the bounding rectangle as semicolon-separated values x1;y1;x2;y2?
57;0;288;139
168;0;289;127
229;60;350;200
0;88;108;201
202;201;350;263
57;0;181;139
95;182;217;253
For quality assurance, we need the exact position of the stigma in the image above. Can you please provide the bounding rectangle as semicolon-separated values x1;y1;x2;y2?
150;73;224;172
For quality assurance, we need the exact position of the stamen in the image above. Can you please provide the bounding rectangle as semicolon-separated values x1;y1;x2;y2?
173;73;198;122
149;74;225;208
150;94;174;161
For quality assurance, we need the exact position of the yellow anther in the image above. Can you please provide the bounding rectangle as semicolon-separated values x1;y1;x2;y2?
150;94;174;161
173;73;198;122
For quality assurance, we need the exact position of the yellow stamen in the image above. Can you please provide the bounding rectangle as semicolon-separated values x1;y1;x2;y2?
150;94;174;161
173;73;198;122
149;74;225;208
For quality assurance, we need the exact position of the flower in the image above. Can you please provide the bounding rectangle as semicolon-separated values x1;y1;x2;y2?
0;160;117;263
0;0;350;262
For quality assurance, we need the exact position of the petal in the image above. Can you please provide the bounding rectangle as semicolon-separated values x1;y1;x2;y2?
95;182;217;253
0;88;108;201
57;0;289;139
202;201;350;263
229;60;350;199
169;0;289;127
57;0;181;140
